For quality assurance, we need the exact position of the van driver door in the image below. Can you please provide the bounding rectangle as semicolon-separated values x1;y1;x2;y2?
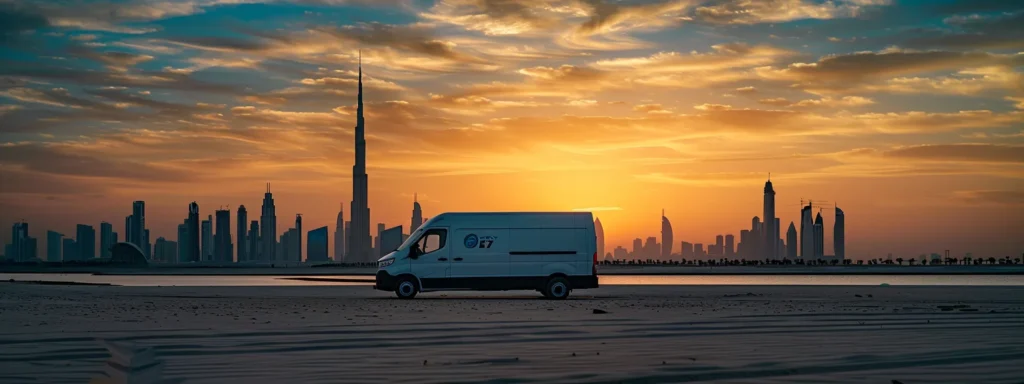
410;227;450;290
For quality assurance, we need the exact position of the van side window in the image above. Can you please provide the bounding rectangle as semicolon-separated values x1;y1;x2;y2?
416;229;447;255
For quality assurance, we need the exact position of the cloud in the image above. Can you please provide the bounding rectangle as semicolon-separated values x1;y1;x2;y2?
693;0;891;24
633;103;671;114
0;142;194;181
789;96;875;108
0;3;49;42
758;97;790;106
1008;97;1024;110
419;0;569;36
953;190;1024;206
907;11;1024;50
883;144;1024;163
693;103;732;111
857;66;1024;96
735;86;757;94
592;43;793;73
560;0;691;50
756;48;1020;92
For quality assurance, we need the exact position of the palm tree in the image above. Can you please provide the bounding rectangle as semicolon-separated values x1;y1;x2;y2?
988;257;997;265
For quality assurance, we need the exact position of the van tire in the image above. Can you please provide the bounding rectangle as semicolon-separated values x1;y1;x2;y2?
543;276;571;300
395;276;418;299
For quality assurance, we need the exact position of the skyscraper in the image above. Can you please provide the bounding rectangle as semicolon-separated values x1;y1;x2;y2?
76;224;96;260
643;237;658;259
62;238;77;262
348;55;372;263
680;241;693;259
248;220;260;262
130;201;145;248
632;238;642;257
380;225;403;256
834;206;845;260
334;204;345;262
800;202;814;259
46;230;63;262
177;222;188;263
295;214;303;263
594;217;604;262
237;205;247;262
307;226;329;263
375;222;385;257
9;222;30;262
763;178;776;260
786;222;798;260
661;210;673;260
261;183;277;262
201;216;212;261
715;235;724;257
124;215;131;247
143;229;151;259
215;208;232;262
725;234;735;257
188;202;200;262
411;194;423;233
814;212;825;259
100;222;113;259
751;216;762;259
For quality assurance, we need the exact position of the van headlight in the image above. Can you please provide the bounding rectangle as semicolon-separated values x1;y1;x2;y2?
378;259;395;268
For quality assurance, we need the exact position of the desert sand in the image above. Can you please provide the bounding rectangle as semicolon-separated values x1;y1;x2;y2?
1;283;1023;383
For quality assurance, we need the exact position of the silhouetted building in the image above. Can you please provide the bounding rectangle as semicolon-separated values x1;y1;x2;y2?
763;177;776;260
694;243;705;259
295;214;303;262
142;229;151;259
680;241;693;259
644;237;658;259
215;209;232;262
613;246;628;260
786;222;798;260
62;238;77;262
46;230;63;262
334;204;345;262
188;202;200;262
307;226;329;263
237;205;247;262
177;223;188;263
76;224;96;260
661;210;673;260
595;217;605;262
738;229;750;258
201;216;212;261
154;237;177;263
632;238;642;257
375;223;385;257
715;235;724;257
380;225;403;257
100;222;114;259
801;202;814;259
411;194;423;233
750;216;762;259
834;206;845;260
8;222;33;262
247;220;260;262
814;212;824;259
110;242;147;266
127;201;146;250
261;183;277;262
725;234;735;257
348;57;372;263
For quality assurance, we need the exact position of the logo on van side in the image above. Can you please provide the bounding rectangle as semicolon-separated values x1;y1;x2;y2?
464;234;478;248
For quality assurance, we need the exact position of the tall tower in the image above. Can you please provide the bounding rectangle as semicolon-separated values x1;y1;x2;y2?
248;220;260;261
215;208;232;262
594;217;605;260
834;205;845;260
261;183;277;262
236;205;247;262
661;209;673;260
411;193;423;233
786;221;798;260
295;214;303;262
763;176;776;260
348;53;372;263
800;201;814;259
201;215;212;261
100;222;113;258
814;212;824;259
130;201;146;248
334;203;345;262
188;202;200;262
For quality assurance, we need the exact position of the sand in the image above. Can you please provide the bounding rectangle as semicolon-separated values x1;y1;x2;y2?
1;283;1023;383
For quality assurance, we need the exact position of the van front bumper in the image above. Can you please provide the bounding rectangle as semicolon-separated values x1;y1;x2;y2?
375;271;397;291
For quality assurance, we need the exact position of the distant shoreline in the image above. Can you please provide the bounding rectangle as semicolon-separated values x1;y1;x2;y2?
2;265;1022;276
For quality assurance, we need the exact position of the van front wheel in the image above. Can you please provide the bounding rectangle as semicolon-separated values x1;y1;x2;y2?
543;276;571;300
395;277;418;299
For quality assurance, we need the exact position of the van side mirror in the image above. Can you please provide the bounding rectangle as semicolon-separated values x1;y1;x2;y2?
408;246;420;259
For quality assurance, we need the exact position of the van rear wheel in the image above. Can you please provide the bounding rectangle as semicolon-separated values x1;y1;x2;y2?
543;276;571;300
395;277;418;299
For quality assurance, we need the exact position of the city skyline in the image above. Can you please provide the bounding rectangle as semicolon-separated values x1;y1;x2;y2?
1;1;1022;259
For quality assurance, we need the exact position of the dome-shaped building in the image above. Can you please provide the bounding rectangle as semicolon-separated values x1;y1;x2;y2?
109;242;149;266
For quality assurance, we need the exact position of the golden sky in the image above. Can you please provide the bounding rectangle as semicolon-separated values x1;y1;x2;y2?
0;0;1022;259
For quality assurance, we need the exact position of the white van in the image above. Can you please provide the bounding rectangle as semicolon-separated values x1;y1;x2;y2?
374;212;599;299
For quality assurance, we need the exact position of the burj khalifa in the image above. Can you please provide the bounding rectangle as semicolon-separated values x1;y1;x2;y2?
347;55;372;262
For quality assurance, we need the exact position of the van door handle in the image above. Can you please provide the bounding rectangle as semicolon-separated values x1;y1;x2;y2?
453;257;463;261
437;257;448;261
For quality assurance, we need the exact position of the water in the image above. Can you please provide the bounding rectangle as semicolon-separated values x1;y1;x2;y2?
3;273;1023;286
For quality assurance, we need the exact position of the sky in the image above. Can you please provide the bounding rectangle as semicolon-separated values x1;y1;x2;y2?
1;0;1022;260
